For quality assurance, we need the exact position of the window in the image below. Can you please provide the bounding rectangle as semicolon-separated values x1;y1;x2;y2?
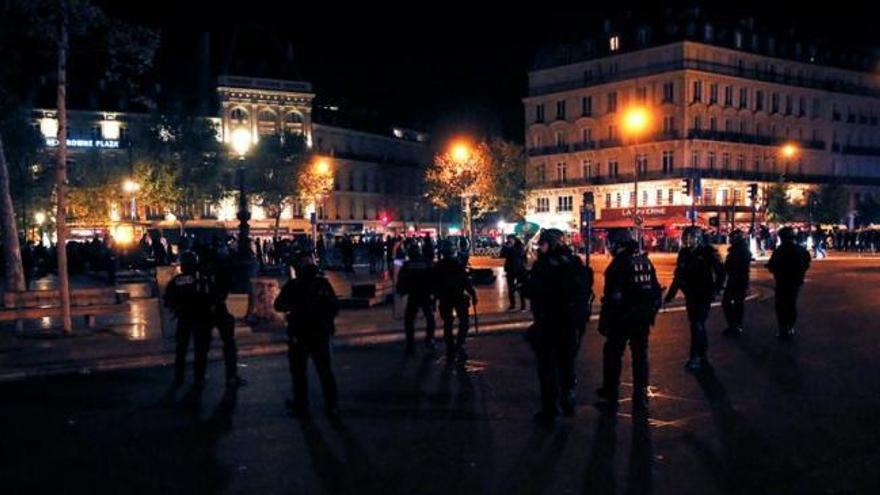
536;164;546;183
693;115;702;130
709;117;717;131
692;81;703;103
642;190;648;207
739;88;748;109
721;189;729;205
725;119;734;132
785;95;793;115
722;153;731;170
812;98;821;119
556;161;567;182
662;150;675;173
636;154;648;175
734;31;743;48
582;159;593;179
663;82;674;103
615;192;622;208
556;100;566;120
703;187;714;205
608;159;619;177
637;87;648;103
668;188;675;205
535;104;545;123
656;189;664;206
607;124;618;140
754;154;761;172
557;196;573;212
630;191;637;207
581;96;592;116
663;116;675;135
734;189;742;205
771;93;779;113
707;151;716;169
755;91;764;111
609;35;620;52
691;150;700;168
536;197;550;213
582;128;592;143
798;97;806;117
555;131;566;146
607;92;618;113
605;193;612;209
736;154;745;171
709;83;719;104
724;86;733;106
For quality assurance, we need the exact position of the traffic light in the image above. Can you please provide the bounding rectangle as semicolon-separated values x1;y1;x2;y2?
680;178;691;196
747;183;758;203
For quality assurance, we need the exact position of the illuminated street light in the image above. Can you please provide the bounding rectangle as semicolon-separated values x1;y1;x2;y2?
621;106;653;249
314;158;331;176
451;141;472;163
34;212;46;226
781;142;798;159
122;179;140;194
231;127;252;158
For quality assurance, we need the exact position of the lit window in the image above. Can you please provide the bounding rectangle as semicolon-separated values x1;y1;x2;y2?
609;35;620;52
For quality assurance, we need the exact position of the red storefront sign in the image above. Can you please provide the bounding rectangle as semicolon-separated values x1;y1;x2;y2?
595;206;697;229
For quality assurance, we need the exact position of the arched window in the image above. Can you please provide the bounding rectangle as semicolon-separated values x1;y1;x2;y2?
284;112;304;135
229;107;248;125
257;109;277;136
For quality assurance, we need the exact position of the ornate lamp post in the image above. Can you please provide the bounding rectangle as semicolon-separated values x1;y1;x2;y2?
231;128;255;292
450;141;474;254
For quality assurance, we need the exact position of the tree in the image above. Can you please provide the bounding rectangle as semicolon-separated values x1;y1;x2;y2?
480;138;527;220
247;133;310;238
142;113;227;232
426;137;528;236
764;178;802;224
811;183;850;225
66;148;127;225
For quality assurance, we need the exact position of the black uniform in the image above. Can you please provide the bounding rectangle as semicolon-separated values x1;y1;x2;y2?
666;244;725;363
767;241;811;336
525;246;592;416
722;238;752;333
598;245;661;405
200;250;240;384
274;265;339;415
164;271;212;386
434;255;477;358
500;241;528;310
396;256;437;352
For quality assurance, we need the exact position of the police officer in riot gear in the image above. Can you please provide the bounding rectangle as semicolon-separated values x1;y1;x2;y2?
597;229;662;410
767;226;811;340
200;242;245;387
665;226;725;371
525;229;592;423
396;244;437;354
722;229;753;336
434;240;477;361
274;255;340;420
164;251;212;388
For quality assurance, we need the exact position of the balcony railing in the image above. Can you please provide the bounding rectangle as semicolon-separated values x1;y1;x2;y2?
529;57;880;99
572;141;597;151
527;144;571;156
687;129;826;151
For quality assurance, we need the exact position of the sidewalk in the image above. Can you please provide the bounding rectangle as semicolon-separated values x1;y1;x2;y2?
0;255;757;381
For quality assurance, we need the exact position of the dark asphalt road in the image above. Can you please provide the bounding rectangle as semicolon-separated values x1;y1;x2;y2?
2;259;880;494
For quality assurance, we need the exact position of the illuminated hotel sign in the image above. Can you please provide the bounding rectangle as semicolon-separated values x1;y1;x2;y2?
45;137;121;149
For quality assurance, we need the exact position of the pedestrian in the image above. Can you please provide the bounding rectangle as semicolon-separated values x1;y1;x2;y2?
596;229;661;410
722;229;752;336
395;244;437;354
500;234;528;311
200;243;245;388
664;226;725;371
434;240;478;361
164;251;212;388
274;255;340;420
767;226;811;340
524;229;592;423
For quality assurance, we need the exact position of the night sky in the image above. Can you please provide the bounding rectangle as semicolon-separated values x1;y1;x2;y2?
96;1;878;143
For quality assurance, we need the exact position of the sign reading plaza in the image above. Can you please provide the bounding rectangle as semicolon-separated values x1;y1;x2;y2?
45;137;121;149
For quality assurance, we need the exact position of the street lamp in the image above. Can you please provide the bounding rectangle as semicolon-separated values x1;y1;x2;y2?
34;211;46;245
449;140;475;256
781;142;798;176
122;179;140;221
230;127;255;292
622;106;652;248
